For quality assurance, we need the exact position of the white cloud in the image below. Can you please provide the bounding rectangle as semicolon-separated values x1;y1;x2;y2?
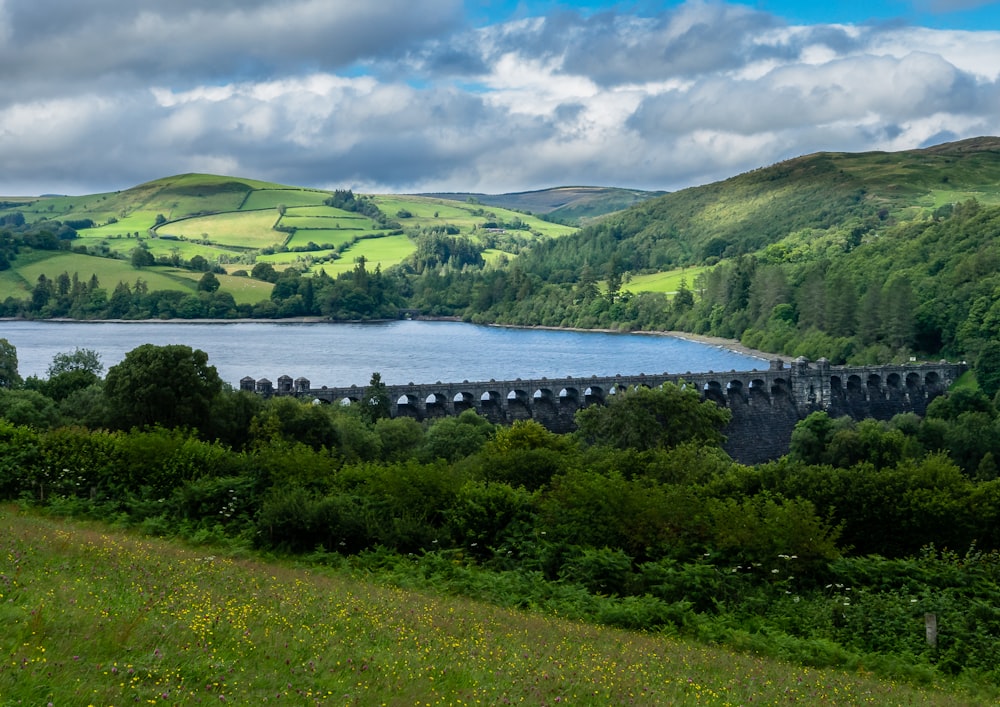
1;1;999;195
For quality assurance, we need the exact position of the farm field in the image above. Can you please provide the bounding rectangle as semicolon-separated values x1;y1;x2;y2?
240;188;330;210
285;228;365;249
311;234;417;276
158;211;286;248
625;266;709;295
0;173;578;315
15;252;193;293
0;508;974;707
374;195;578;239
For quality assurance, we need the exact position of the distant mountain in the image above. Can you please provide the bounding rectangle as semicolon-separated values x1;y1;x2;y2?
418;186;666;224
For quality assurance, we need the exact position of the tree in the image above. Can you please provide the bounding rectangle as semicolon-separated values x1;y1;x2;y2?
197;271;221;293
47;348;103;377
251;262;279;283
976;340;1000;400
131;247;155;268
0;339;20;389
43;348;104;402
361;372;390;424
575;381;731;451
104;344;223;431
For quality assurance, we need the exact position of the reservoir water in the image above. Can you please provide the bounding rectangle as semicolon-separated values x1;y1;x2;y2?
1;320;763;387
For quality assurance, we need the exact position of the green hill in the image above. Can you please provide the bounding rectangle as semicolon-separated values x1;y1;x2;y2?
528;136;1000;276
420;185;666;224
450;137;1000;364
0;174;578;315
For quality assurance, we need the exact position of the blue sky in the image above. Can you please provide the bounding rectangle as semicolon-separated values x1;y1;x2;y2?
470;1;1000;29
1;0;999;195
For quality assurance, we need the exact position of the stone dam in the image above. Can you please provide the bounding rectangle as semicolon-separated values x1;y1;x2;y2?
242;357;965;464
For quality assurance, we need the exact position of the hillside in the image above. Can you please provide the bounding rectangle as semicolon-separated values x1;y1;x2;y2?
419;185;666;224
448;137;1000;365
0;174;577;317
5;138;1000;355
527;136;1000;275
3;509;973;705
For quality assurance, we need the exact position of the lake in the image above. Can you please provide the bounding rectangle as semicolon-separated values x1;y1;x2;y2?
1;320;764;387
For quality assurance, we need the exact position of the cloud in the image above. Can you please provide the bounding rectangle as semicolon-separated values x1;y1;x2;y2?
1;0;999;195
0;0;463;103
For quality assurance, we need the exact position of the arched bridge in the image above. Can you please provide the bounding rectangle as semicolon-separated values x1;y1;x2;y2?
241;357;965;464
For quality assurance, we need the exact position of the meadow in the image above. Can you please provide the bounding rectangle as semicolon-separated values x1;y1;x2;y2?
624;266;709;296
0;507;975;706
158;211;286;249
0;175;580;310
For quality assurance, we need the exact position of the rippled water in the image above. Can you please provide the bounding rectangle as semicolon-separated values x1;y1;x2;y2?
2;319;764;386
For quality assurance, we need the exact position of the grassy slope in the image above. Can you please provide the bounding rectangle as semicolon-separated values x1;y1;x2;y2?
418;186;667;222
0;508;974;706
0;175;578;302
555;136;1000;294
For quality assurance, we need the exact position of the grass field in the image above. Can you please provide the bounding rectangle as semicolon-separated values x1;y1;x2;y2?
15;252;191;293
0;251;271;304
625;266;709;295
168;271;274;305
0;174;578;308
321;234;416;274
240;188;330;210
283;205;365;219
0;508;974;706
285;229;367;249
158;211;285;248
280;215;378;231
373;195;578;239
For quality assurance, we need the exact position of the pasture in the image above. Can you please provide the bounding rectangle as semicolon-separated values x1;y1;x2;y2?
310;234;416;275
0;509;972;706
285;229;364;249
0;173;578;311
157;211;286;248
624;266;708;296
240;188;330;210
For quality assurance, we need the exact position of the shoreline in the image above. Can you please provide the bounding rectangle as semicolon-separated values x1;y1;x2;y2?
488;322;782;362
3;316;782;362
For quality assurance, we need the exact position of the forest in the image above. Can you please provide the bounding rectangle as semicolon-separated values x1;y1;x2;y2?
2;340;1000;694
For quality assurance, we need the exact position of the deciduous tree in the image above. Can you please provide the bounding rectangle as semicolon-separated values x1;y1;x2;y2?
104;344;222;431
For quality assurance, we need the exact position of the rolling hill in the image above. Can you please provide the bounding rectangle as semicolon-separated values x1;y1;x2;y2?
0;174;581;307
419;186;666;224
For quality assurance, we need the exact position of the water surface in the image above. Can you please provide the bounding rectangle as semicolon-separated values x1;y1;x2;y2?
2;320;764;387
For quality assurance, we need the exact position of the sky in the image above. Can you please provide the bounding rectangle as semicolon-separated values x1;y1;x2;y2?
1;0;999;196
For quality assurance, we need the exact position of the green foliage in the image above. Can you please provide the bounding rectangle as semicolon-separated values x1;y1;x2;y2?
0;388;59;428
419;410;494;462
476;419;577;490
575;381;731;451
104;343;223;431
374;416;424;461
0;337;20;388
360;371;390;424
976;341;1000;399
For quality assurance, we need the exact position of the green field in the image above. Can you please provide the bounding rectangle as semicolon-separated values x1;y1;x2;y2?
0;173;577;313
625;266;709;295
158;211;285;248
373;195;577;239
283;205;364;218
280;215;377;231
285;228;367;249
240;188;330;210
1;509;970;706
311;234;416;275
